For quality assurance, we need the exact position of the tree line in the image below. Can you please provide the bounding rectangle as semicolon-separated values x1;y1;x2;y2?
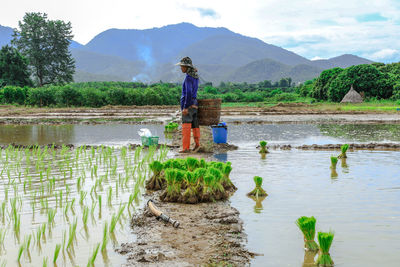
298;63;400;101
0;82;299;107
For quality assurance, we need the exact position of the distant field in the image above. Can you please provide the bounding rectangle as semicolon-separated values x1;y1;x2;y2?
222;100;400;113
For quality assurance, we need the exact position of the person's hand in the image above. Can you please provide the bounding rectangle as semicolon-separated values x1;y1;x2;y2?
182;109;189;116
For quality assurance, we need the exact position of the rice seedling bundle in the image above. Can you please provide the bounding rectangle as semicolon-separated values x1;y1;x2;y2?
207;168;226;200
296;216;319;251
259;141;268;154
164;122;179;132
247;176;268;197
182;172;199;204
316;231;334;266
186;157;199;172
221;163;236;190
338;144;349;159
147;158;236;203
160;168;177;202
145;160;165;190
201;174;215;202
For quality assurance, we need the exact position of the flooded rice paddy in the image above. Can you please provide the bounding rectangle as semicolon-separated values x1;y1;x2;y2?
0;143;168;266
0;123;399;266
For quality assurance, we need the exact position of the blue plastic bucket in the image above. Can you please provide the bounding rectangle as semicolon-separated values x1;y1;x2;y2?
211;125;227;144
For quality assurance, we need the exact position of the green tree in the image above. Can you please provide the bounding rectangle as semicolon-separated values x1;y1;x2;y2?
0;45;32;87
327;64;394;102
312;68;343;100
12;12;75;86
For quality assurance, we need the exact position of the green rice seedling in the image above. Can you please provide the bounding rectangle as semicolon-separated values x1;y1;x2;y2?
330;157;338;178
87;243;100;267
172;158;187;170
330;157;338;169
247;176;268;197
259;141;268;153
209;161;224;171
107;186;112;206
128;193;135;207
296;216;319;251
53;244;61;263
25;234;32;252
186;157;199;172
338;144;349;159
316;231;334;267
109;214;118;234
17;244;24;262
47;208;56;226
36;226;42;247
82;206;89;226
182;172;199;204
0;229;6;247
90;201;97;218
80;191;87;205
101;222;108;252
221;163;236;191
66;218;78;250
98;195;102;213
208;168;227;200
146;160;164;190
193;168;206;186
163;159;174;169
199;159;207;168
42;256;48;267
201;174;215;202
160;169;177;202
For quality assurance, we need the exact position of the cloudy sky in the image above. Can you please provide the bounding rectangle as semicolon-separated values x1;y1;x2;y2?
1;0;399;62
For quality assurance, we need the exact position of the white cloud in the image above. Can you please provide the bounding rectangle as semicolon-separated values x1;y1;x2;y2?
369;49;399;61
1;0;400;62
311;56;326;61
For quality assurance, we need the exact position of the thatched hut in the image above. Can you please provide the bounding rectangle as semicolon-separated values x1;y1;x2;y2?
341;85;363;103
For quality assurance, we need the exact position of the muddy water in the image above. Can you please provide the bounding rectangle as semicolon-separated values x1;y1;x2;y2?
0;123;399;266
213;125;400;267
0;124;166;146
1;123;400;147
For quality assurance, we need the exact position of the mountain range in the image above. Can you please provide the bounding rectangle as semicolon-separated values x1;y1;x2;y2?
0;22;373;84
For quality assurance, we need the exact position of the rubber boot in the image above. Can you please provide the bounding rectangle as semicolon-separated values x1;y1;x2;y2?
192;128;201;152
179;123;191;153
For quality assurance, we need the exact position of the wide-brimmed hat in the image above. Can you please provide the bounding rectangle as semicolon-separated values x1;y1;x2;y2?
175;56;194;68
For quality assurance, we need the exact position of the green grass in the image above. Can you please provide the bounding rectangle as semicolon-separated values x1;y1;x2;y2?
221;99;400;112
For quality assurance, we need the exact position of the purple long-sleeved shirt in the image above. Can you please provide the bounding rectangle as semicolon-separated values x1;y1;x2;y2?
180;74;199;110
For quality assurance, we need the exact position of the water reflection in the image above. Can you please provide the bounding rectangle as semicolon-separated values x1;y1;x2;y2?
341;158;349;173
302;251;317;267
249;195;267;214
0;125;74;145
0;123;400;146
318;124;400;142
0;124;165;146
331;168;338;179
214;153;228;162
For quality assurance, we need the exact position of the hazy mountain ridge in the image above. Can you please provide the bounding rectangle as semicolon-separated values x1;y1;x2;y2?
0;23;374;84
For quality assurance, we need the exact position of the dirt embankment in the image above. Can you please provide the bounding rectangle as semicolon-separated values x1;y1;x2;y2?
266;143;400;151
1;104;399;125
117;193;254;267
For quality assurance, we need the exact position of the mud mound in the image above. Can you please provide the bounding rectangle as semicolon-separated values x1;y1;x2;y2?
117;196;254;266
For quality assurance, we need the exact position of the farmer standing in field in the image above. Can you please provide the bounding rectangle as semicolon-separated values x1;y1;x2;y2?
176;56;201;153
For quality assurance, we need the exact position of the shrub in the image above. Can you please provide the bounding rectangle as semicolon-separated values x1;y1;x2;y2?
26;87;56;107
81;88;106;107
55;85;82;106
106;88;127;105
